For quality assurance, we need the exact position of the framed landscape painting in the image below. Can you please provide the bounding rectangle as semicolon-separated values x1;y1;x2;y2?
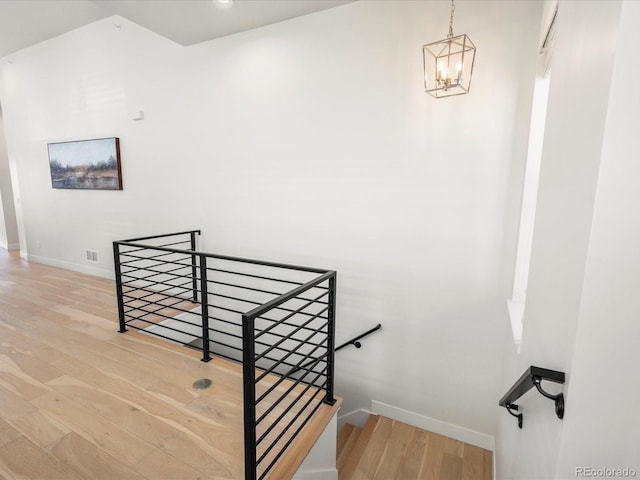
48;137;122;190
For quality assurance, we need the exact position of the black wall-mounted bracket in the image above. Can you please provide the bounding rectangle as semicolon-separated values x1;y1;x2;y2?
533;376;564;419
499;366;565;429
505;403;523;429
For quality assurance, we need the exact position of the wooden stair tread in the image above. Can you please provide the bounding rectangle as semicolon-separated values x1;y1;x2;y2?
337;423;361;471
338;415;493;480
338;414;380;480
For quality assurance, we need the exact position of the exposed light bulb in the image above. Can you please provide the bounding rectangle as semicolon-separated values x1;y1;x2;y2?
436;61;448;83
455;61;462;82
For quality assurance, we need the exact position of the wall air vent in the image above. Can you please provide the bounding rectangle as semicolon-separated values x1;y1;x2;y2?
86;250;99;263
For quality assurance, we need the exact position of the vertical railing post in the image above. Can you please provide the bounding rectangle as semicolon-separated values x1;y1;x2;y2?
112;242;127;333
199;254;211;362
242;314;257;480
190;231;198;303
324;273;337;405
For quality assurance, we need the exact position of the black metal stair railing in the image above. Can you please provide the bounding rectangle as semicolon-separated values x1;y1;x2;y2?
242;270;336;480
113;230;339;480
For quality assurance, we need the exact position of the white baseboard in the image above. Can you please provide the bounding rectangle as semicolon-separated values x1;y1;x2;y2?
493;449;497;480
371;400;495;451
337;408;372;433
25;253;114;280
0;241;19;251
292;468;338;480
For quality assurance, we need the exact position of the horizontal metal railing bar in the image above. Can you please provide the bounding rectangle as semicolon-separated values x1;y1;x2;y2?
119;246;193;260
120;257;194;275
206;281;328;305
257;382;325;464
121;275;195;294
245;271;335;320
207;292;329;324
255;343;328;384
123;297;198;320
117;241;330;275
255;350;326;419
257;393;325;480
130;321;200;341
254;290;329;340
124;307;201;328
209;280;289;298
206;267;324;289
122;279;194;297
205;337;328;379
255;315;329;333
210;291;324;311
206;339;310;371
126;318;198;345
120;239;192;257
121;275;194;291
123;311;194;330
255;322;328;384
122;277;194;293
122;286;195;310
119;251;194;268
206;314;241;329
116;229;201;243
121;265;196;285
123;286;193;305
206;322;328;358
252;322;329;347
122;285;194;307
204;330;328;373
121;269;195;290
157;239;193;248
255;362;326;426
255;308;328;362
255;337;328;405
207;317;330;359
121;283;196;305
123;297;190;318
256;367;326;446
124;323;199;346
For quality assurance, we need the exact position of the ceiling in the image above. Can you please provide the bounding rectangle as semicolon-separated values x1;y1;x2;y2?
0;0;356;59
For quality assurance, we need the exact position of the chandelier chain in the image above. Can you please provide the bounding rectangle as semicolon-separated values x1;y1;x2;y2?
448;0;455;38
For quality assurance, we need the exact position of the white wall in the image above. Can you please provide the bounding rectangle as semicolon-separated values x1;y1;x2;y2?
0;1;541;439
495;1;640;479
0;108;19;250
555;1;640;475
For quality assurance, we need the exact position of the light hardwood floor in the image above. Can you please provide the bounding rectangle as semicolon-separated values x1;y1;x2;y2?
0;249;340;479
338;415;493;480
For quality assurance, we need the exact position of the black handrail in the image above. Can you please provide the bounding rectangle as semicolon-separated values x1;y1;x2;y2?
335;323;382;351
290;323;382;376
499;365;565;429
